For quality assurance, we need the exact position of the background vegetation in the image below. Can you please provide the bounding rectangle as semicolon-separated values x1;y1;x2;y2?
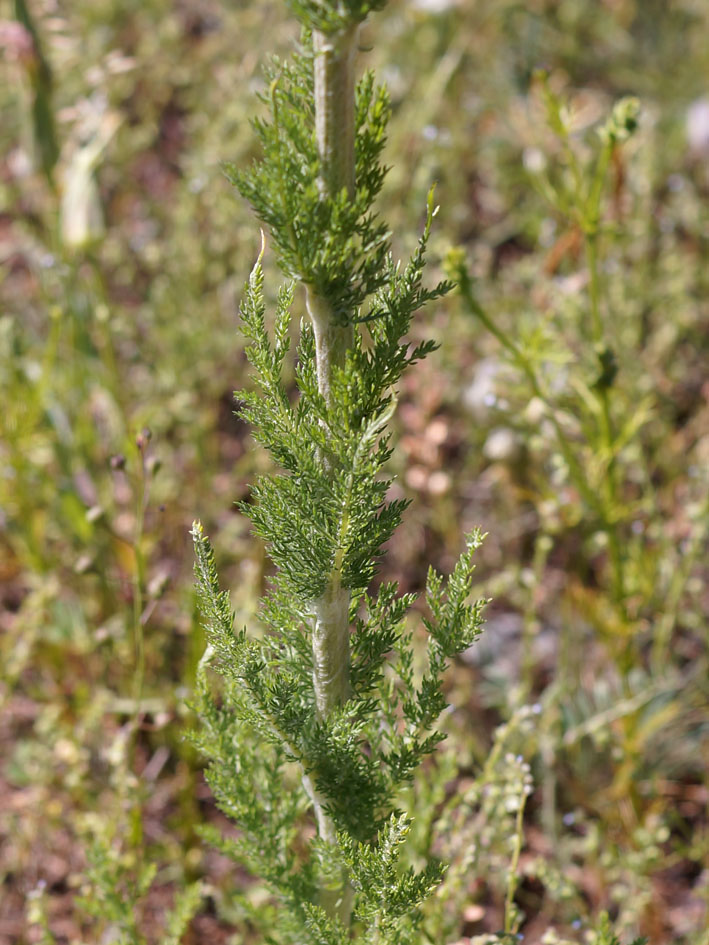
1;0;708;942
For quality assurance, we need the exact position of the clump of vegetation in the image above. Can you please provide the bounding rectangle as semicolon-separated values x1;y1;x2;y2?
3;0;709;942
191;1;487;938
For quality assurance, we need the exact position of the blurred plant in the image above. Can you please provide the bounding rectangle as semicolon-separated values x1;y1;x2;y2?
75;826;202;945
451;84;645;665
533;911;648;945
60;99;121;252
591;913;647;945
417;705;538;940
22;696;202;945
446;74;709;939
449;76;708;781
28;829;202;945
9;0;59;185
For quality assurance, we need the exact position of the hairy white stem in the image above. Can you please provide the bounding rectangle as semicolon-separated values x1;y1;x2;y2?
306;22;360;726
306;24;359;414
305;287;354;414
313;25;359;200
302;772;355;923
305;543;352;924
312;580;351;716
302;23;361;927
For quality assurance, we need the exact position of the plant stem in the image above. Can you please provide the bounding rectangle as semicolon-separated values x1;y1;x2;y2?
306;19;359;723
521;533;551;698
302;22;361;926
311;572;351;717
305;287;354;420
305;21;359;724
585;231;625;611
652;488;709;671
503;786;526;934
457;273;599;517
306;24;358;418
313;26;358;201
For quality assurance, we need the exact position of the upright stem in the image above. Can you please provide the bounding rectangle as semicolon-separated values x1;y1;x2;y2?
311;572;351;717
306;25;358;419
305;23;360;721
585;142;626;615
313;26;358;201
585;233;626;613
306;19;359;720
302;23;361;926
305;287;354;420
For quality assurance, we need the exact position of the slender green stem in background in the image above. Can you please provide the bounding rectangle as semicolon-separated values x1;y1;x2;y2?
528;85;640;628
540;727;558;849
584;138;626;611
585;229;604;346
585;232;625;608
503;786;527;934
456;268;601;518
131;507;147;715
457;231;630;632
14;0;59;186
521;534;552;698
652;487;709;671
130;437;151;731
84;254;129;421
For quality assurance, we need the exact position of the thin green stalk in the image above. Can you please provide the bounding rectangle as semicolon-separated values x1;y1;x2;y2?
459;251;629;629
130;442;150;717
521;534;551;698
503;787;527;934
583;132;630;615
125;439;152;863
533;84;636;620
131;533;147;716
540;728;558;849
652;488;709;670
84;253;128;421
585;229;604;348
457;269;601;519
584;232;625;608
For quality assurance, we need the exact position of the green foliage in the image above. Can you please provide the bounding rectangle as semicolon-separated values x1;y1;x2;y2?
444;63;707;943
341;814;445;940
5;0;709;942
229;51;397;325
235;199;448;601
14;0;59;183
192;6;484;933
591;913;647;945
76;825;202;945
193;513;485;935
286;0;389;34
78;838;158;943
